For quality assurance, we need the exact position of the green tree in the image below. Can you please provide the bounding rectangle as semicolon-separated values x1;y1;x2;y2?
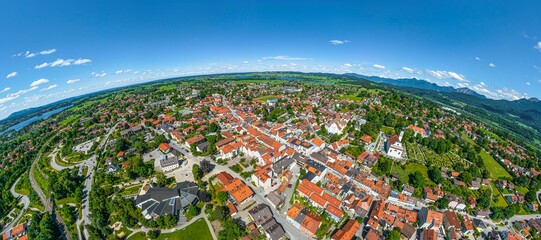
409;171;425;188
216;191;228;204
192;164;203;180
387;227;401;240
156;171;167;187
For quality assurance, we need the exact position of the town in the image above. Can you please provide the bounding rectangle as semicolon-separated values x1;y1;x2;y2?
1;74;541;240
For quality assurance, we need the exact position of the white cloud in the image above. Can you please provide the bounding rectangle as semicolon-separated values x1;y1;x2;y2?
535;42;541;52
0;86;38;104
243;61;249;64
425;69;467;82
30;78;49;87
0;95;18;105
262;56;312;61
475;57;481;61
372;64;385;69
91;72;107;77
39;49;56;55
18;48;57;58
40;84;57;92
329;40;350;45
74;59;92;65
6;72;17;78
66;79;80;84
480;81;486;86
0;87;10;93
343;63;352;67
34;58;92;69
526;82;531;86
401;67;414;73
115;69;133;74
489;63;496;68
34;63;49;69
469;82;528;100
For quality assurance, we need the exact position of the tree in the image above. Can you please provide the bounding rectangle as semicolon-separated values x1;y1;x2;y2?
427;167;442;184
156;171;167;187
213;206;230;221
198;190;211;203
217;191;228;203
218;219;246;240
525;191;537;203
185;205;200;219
387;227;401;240
460;172;473;183
147;230;160;239
409;171;425;188
435;197;450;209
192;164;203;180
200;159;213;173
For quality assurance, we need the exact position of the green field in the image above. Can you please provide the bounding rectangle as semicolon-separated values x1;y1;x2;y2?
480;151;511;179
119;184;142;196
127;218;212;240
256;95;280;101
392;162;431;185
339;94;362;101
490;182;508;207
515;185;529;194
381;126;395;134
59;114;81;126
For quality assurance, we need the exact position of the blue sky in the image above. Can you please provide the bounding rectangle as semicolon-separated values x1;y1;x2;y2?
1;1;541;119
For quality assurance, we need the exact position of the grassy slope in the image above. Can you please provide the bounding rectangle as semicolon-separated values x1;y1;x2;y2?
480;151;511;179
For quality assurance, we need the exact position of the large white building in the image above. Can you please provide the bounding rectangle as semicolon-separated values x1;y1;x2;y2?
159;154;179;172
385;134;404;159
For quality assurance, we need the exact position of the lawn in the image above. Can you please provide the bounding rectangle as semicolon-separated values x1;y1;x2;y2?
128;219;212;240
515;186;529;194
119;184;143;196
381;126;395;135
391;162;431;185
339;94;362;101
480;150;511;179
59;114;81;126
490;182;508;207
256;95;280;101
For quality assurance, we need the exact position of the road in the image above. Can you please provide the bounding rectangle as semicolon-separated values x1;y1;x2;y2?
79;122;119;240
49;147;85;171
0;177;30;235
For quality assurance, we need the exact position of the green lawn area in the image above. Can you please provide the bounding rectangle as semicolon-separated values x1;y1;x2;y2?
515;186;529;194
490;182;508;207
128;219;212;240
14;179;30;196
119;184;142;196
381;126;395;134
256;95;280;101
391;162;431;185
59;114;81;126
480;150;511;179
460;133;476;145
56;197;77;205
339;94;362;101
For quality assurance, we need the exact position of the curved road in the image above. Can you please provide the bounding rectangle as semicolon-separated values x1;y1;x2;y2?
0;177;30;235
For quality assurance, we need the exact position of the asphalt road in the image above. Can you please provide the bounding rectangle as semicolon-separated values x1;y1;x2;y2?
79;122;119;239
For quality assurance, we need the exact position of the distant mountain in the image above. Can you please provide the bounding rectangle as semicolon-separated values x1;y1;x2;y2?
344;73;487;99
